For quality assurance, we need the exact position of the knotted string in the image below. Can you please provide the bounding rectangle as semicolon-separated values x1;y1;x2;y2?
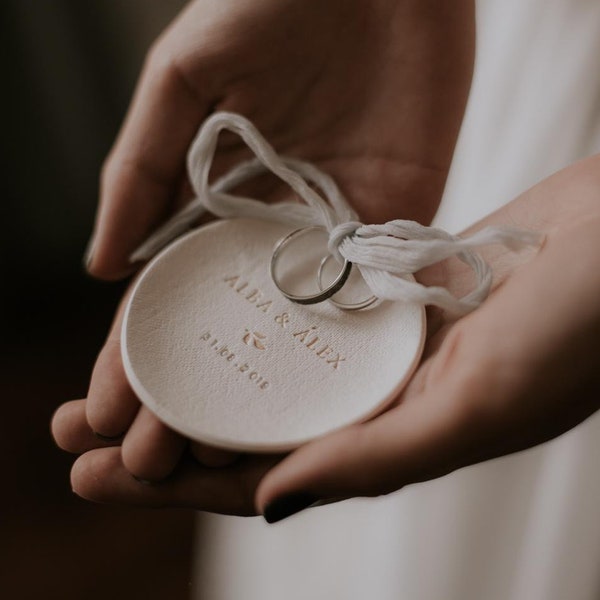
131;112;542;316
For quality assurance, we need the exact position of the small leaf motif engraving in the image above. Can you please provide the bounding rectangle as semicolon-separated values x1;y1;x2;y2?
243;329;266;350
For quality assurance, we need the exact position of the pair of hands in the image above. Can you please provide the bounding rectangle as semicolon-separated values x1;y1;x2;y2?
52;0;599;522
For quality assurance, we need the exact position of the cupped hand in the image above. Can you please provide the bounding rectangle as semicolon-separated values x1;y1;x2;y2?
87;0;475;279
54;155;600;519
62;0;476;480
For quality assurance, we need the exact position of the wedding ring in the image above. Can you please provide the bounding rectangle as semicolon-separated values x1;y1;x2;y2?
317;254;378;311
270;226;352;305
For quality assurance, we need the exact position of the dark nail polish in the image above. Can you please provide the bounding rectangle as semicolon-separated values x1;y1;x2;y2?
93;431;123;442
263;492;320;524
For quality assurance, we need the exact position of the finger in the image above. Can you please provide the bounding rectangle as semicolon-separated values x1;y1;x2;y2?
71;447;280;515
87;37;210;280
190;442;240;468
86;290;140;438
121;406;187;482
254;214;593;524
51;399;122;453
256;381;474;523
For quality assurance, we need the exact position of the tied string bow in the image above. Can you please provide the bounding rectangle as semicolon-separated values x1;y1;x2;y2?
131;112;542;316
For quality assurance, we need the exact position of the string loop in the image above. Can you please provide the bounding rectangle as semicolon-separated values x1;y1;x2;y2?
131;112;542;316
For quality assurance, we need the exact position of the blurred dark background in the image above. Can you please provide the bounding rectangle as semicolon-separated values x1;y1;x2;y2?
1;2;196;598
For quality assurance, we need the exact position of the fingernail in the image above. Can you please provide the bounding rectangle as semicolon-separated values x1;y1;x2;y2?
263;492;320;524
93;431;123;442
83;235;96;270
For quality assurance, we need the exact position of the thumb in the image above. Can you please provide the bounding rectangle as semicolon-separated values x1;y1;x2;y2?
256;382;472;524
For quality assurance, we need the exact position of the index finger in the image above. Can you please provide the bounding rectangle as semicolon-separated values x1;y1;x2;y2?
87;37;209;280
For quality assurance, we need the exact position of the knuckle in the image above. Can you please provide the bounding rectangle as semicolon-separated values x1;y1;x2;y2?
71;449;119;500
144;35;185;89
121;433;174;483
99;154;139;197
120;445;148;480
100;152;145;193
145;34;171;73
99;154;117;189
191;443;239;468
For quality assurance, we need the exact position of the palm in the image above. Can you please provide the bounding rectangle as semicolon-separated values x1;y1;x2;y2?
180;0;474;224
89;0;474;279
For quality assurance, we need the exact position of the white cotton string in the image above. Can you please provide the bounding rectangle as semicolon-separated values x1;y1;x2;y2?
130;154;358;263
130;111;543;316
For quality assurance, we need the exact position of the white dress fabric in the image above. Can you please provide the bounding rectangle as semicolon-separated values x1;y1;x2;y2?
193;1;600;598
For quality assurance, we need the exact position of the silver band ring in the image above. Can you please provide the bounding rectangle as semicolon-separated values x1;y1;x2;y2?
317;254;378;311
270;226;352;305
